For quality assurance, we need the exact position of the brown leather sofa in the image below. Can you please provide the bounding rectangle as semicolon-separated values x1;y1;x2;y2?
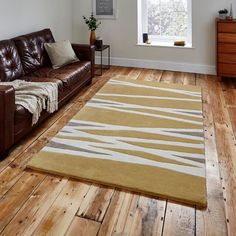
0;29;95;159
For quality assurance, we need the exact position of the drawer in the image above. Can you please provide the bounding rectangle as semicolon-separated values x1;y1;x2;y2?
218;43;236;53
218;22;236;33
218;63;236;76
218;53;236;63
218;33;236;43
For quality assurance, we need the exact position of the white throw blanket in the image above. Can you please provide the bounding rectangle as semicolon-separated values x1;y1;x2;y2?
0;80;58;125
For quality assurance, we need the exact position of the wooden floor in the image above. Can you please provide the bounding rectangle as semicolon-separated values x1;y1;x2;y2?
0;66;235;236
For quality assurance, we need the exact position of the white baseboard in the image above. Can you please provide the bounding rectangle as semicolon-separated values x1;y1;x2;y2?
95;56;216;75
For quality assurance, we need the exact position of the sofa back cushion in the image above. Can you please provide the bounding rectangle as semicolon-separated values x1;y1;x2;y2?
13;29;55;74
0;40;24;82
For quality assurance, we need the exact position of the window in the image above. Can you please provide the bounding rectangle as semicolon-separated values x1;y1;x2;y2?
138;0;192;47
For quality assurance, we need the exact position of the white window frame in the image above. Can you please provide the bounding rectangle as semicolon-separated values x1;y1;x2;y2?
137;0;192;47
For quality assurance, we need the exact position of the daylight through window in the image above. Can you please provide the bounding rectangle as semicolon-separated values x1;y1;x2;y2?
138;0;192;46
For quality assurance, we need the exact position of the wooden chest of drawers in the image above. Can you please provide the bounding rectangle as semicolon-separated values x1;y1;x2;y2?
217;19;236;77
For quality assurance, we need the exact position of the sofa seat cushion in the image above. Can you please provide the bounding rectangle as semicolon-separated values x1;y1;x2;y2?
14;102;34;141
28;61;91;89
14;61;91;138
14;104;49;142
14;76;62;137
19;76;64;92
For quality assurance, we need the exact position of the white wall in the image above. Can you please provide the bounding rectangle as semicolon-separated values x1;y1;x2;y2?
1;0;233;74
72;0;236;74
0;0;73;41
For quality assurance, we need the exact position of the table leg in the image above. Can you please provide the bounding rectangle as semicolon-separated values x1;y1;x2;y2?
101;50;103;75
108;46;110;69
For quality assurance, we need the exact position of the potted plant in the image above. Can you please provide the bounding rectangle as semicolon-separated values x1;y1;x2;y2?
83;13;101;45
218;9;228;19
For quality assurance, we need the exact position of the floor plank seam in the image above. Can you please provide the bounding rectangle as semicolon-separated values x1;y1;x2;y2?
160;200;168;236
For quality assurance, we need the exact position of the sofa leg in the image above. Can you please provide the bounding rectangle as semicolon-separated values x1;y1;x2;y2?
0;150;9;161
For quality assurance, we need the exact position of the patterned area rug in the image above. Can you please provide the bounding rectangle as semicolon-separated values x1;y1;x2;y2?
27;76;207;207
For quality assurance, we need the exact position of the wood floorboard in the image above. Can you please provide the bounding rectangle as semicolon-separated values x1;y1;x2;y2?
129;196;166;236
228;108;236;135
76;185;115;222
210;89;236;235
0;171;46;234
162;201;195;236
0;66;234;236
195;74;228;236
1;176;68;236
65;217;101;236
112;192;140;235
31;181;91;235
128;68;143;80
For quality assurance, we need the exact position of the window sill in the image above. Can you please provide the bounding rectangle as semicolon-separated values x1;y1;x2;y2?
137;42;194;49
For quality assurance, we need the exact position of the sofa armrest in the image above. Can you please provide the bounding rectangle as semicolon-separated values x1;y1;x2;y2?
72;44;95;78
0;85;15;157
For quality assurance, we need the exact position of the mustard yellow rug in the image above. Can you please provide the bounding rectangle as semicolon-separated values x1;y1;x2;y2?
27;76;207;207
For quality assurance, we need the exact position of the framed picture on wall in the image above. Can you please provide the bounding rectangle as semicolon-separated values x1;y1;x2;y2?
93;0;117;19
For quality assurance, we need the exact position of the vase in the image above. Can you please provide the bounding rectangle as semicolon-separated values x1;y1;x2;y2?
90;31;96;45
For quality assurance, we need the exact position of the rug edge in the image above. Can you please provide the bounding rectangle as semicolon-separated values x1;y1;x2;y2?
26;164;207;209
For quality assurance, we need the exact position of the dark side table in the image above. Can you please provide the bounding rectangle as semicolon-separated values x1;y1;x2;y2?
95;45;110;76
